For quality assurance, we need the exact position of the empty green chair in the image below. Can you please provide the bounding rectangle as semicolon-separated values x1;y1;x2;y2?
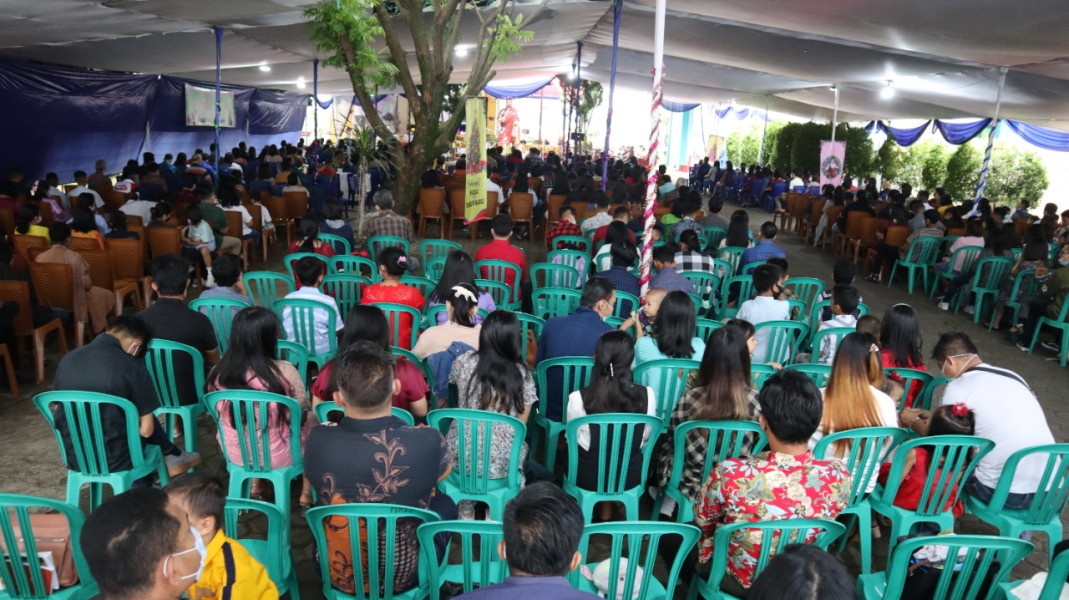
814;427;910;574
810;326;854;365
474;259;522;307
277;340;309;386
706;226;727;249
420;239;461;268
243;271;293;308
681;271;720;308
476;278;518;311
1028;297;1069;366
613;290;640;319
223;497;300;600
367;235;410;262
688;519;846;600
547;249;589;280
958;256;1014;322
319;273;368;322
314;401;414;426
859;534;1032;600
204;389;303;515
569;521;700;600
427;409;526;520
532;288;581;320
633;358;701;425
423;256;447;283
145;339;206;454
275;297;338;368
305;503;438;600
718;275;753;319
532;356;594;469
964;443;1069;563
190;296;252;355
788;363;832;388
531;263;581;291
284;252;330;284
785;276;825;309
930;245;984;298
330;254;377;281
989;268;1038;331
750;363;777;389
562;413;663;522
694;317;722;341
753;320;808;365
552;234;592;256
869;435;995;556
887;236;940;293
653;420;766;523
0;493;97;600
371;302;422;350
417;521;506;600
34;391;169;511
884;367;934;411
319;232;352;255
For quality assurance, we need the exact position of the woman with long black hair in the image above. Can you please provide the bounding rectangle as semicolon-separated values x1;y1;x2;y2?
426;250;496;325
633;290;704;366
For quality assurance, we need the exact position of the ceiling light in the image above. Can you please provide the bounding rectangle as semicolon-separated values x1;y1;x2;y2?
258;64;271;72
296;76;306;90
880;80;895;99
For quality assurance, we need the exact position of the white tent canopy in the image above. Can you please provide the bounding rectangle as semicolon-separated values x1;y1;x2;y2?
3;0;1068;129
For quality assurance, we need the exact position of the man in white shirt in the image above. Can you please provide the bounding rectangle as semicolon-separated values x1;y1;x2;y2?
68;170;104;209
901;332;1055;509
120;197;157;224
736;263;790;364
44;172;69;210
788;171;804;190
281;256;344;358
580;195;613;235
486;168;507;205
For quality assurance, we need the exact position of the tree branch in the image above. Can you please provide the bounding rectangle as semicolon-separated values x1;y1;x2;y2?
336;35;396;144
371;0;422;119
400;0;434;95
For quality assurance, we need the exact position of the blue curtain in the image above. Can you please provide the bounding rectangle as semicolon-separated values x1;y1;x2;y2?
876;121;931;146
663;100;699;113
1005;120;1069;151
715;106;755;120
484;78;554;99
934;119;991;145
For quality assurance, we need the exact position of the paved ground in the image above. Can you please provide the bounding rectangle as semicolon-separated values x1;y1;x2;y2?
1;206;1065;598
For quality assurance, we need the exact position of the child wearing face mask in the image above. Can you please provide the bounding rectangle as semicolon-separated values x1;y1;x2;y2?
165;472;279;600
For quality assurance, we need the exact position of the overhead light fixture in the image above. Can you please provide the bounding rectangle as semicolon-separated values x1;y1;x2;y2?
296;76;306;89
880;80;895;99
258;63;271;72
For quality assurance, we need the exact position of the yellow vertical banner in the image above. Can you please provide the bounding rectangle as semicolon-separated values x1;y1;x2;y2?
465;96;488;224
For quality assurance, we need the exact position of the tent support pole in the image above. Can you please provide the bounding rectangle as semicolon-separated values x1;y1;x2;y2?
831;85;839;143
600;0;622;189
639;0;666;299
574;41;583;153
213;27;222;188
758;96;769;165
313;58;320;141
538;87;544;147
975;67;1008;202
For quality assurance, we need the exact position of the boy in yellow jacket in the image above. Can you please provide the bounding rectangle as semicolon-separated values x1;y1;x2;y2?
165;473;279;600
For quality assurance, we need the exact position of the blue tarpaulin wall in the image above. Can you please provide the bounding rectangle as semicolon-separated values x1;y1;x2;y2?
0;59;309;182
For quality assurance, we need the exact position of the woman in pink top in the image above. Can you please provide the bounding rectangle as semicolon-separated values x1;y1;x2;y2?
206;306;309;502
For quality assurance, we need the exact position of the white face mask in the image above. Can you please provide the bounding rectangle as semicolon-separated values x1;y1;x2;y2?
942;353;976;380
164;526;207;582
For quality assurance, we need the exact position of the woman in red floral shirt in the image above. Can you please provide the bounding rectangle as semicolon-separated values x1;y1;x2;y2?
361;246;425;349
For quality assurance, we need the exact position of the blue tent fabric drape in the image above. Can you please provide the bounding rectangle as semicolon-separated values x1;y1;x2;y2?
876;120;931;146
484;78;554;99
1005;120;1069;151
715;106;754;120
663;100;699;113
935;119;991;145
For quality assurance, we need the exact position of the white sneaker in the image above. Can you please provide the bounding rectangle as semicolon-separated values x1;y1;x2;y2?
937;301;949;311
165;449;202;477
963;305;975;315
204;272;217;289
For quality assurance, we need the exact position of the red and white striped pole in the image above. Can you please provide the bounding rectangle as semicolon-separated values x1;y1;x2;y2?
639;0;667;299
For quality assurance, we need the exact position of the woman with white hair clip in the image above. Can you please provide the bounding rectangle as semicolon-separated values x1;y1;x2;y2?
412;283;483;359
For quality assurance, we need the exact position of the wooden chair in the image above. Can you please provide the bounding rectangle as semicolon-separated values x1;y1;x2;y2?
820;205;844;251
848;217;884;264
145;226;202;285
529;176;543;197
128;223;149;264
76;249;141;315
0;208;14;236
546;194;567;234
510;192;535;239
418;188;446;239
12;235;48;261
473;191;500;241
105;238;153;309
225;210;256;266
261;196;293;246
0;280;67;384
125;215;144;227
799;199;826;242
69;236;101;251
835;211;869;257
28;262;85;347
448;188;467;240
244;203;276;263
39;200;54;225
283;191;309;225
101;190;126;212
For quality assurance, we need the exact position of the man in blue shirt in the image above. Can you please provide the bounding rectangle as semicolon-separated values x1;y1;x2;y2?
456;483;600;600
536;277;615;420
738;221;787;274
648;244;696;294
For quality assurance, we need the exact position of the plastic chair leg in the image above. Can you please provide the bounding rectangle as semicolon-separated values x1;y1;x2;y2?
183;412;199;454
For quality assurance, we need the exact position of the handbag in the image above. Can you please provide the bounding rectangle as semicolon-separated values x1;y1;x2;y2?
3;512;79;588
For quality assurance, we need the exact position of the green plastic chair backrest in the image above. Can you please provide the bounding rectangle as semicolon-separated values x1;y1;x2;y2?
946;245;984;276
707;518;846;593
399;275;435;302
305;503;439;600
1053;242;1064;264
318;233;352;255
320;274;368;322
427;409;526;494
424;257;447;283
474;259;522;304
417;521;507;599
741;261;765;276
0;493;95;599
814;426;910;506
885;367;935;411
552;235;592;256
515;312;545;348
706;227;727;249
535;357;594;420
750;363;777;389
475;278;513;309
633;358;701;425
315;401;414;426
903;236;941;264
970;256;1014;291
879;534;1033;600
391;346;420;367
330;254;377;280
34;391;150;476
547;249;588;278
1007;269;1039;305
785;277;825;309
810;327;855;364
694;317;722;342
754;320;809;365
718;246;745;273
370;302;422;349
680;270;720;305
723;275;754;306
613;291;640;319
531;263;581;291
1037;546;1069;599
145;339;205;410
276;340;309;383
857;302;870;316
420;239;461;268
915;375;949;411
284;252;329;283
564;413;663;493
190;297;252;355
204;389;302;473
367;235;410;262
532;288;582;319
275;297;338;360
808;298;831;327
711;258;733;282
787;363;832;388
223;497;289;583
243;271;294;308
570;522;700;600
881;435;995;517
983;443;1069;525
786;298;808;319
423;304;448;331
667;420;767;497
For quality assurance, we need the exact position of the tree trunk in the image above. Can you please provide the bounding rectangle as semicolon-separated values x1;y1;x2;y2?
355;164;368;241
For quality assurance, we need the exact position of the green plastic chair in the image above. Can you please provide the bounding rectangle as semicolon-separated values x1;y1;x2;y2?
884;367;934;411
653;420;767;523
858;534;1032;600
1000;545;1069;599
0;493;97;600
34;391;169;511
711;257;734;286
811;326;854;365
284;252;330;284
277;340;309;386
399;275;435;302
223;497;300;600
422;304;449;331
613;290;640;319
367;235;410;263
989;268;1038;331
915;375;949;412
718;275;753;319
475;278;518;311
869;435;995;557
145;339;206;454
532;356;594;469
515;312;545;350
695;317;723;342
547;249;589;280
633;358;701;426
750;363;777;389
569;521;700;600
190;296;252;355
964;443;1069;563
390;345;420;367
423;256;447;283
785;277;825;309
275;297;338;368
427;409;526;520
887;236;941;293
531;263;581;291
806;299;832;344
370;302;422;350
552;234;592;256
688;518;846;600
318;233;352;256
532;288;581;320
958;256;1014;322
718;246;745;275
314;401;415;426
706;226;727;249
563;413;663;522
204;389;304;515
419;239;461;269
330;254;378;281
305;503;438;600
681;270;720;308
740;261;765;276
1028;295;1069;366
417;521;507;600
319;274;368;322
788;363;832;388
753;320;809;365
474;259;522;306
930;245;984;298
243;271;294;308
814;427;910;574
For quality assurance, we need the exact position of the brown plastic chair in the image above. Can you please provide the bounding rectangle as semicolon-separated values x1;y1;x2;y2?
885;224;911;249
799;199;826;243
0;343;16;397
529;177;543;197
820;205;844;251
145;226;181;259
418;188;446;239
225;210;256;266
946;227;965;237
835;210;868;257
69;236;100;251
448;188;467;240
848;217;885;264
509;192;535;239
245;203;276;263
76;249;140;315
283;191;309;224
128;223;149;260
39;200;54;225
0;280;66;384
105;238;153;309
101;190;126;212
125;215;144;227
28;262;85;348
12;235;48;260
262;196;293;247
0;208;15;235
